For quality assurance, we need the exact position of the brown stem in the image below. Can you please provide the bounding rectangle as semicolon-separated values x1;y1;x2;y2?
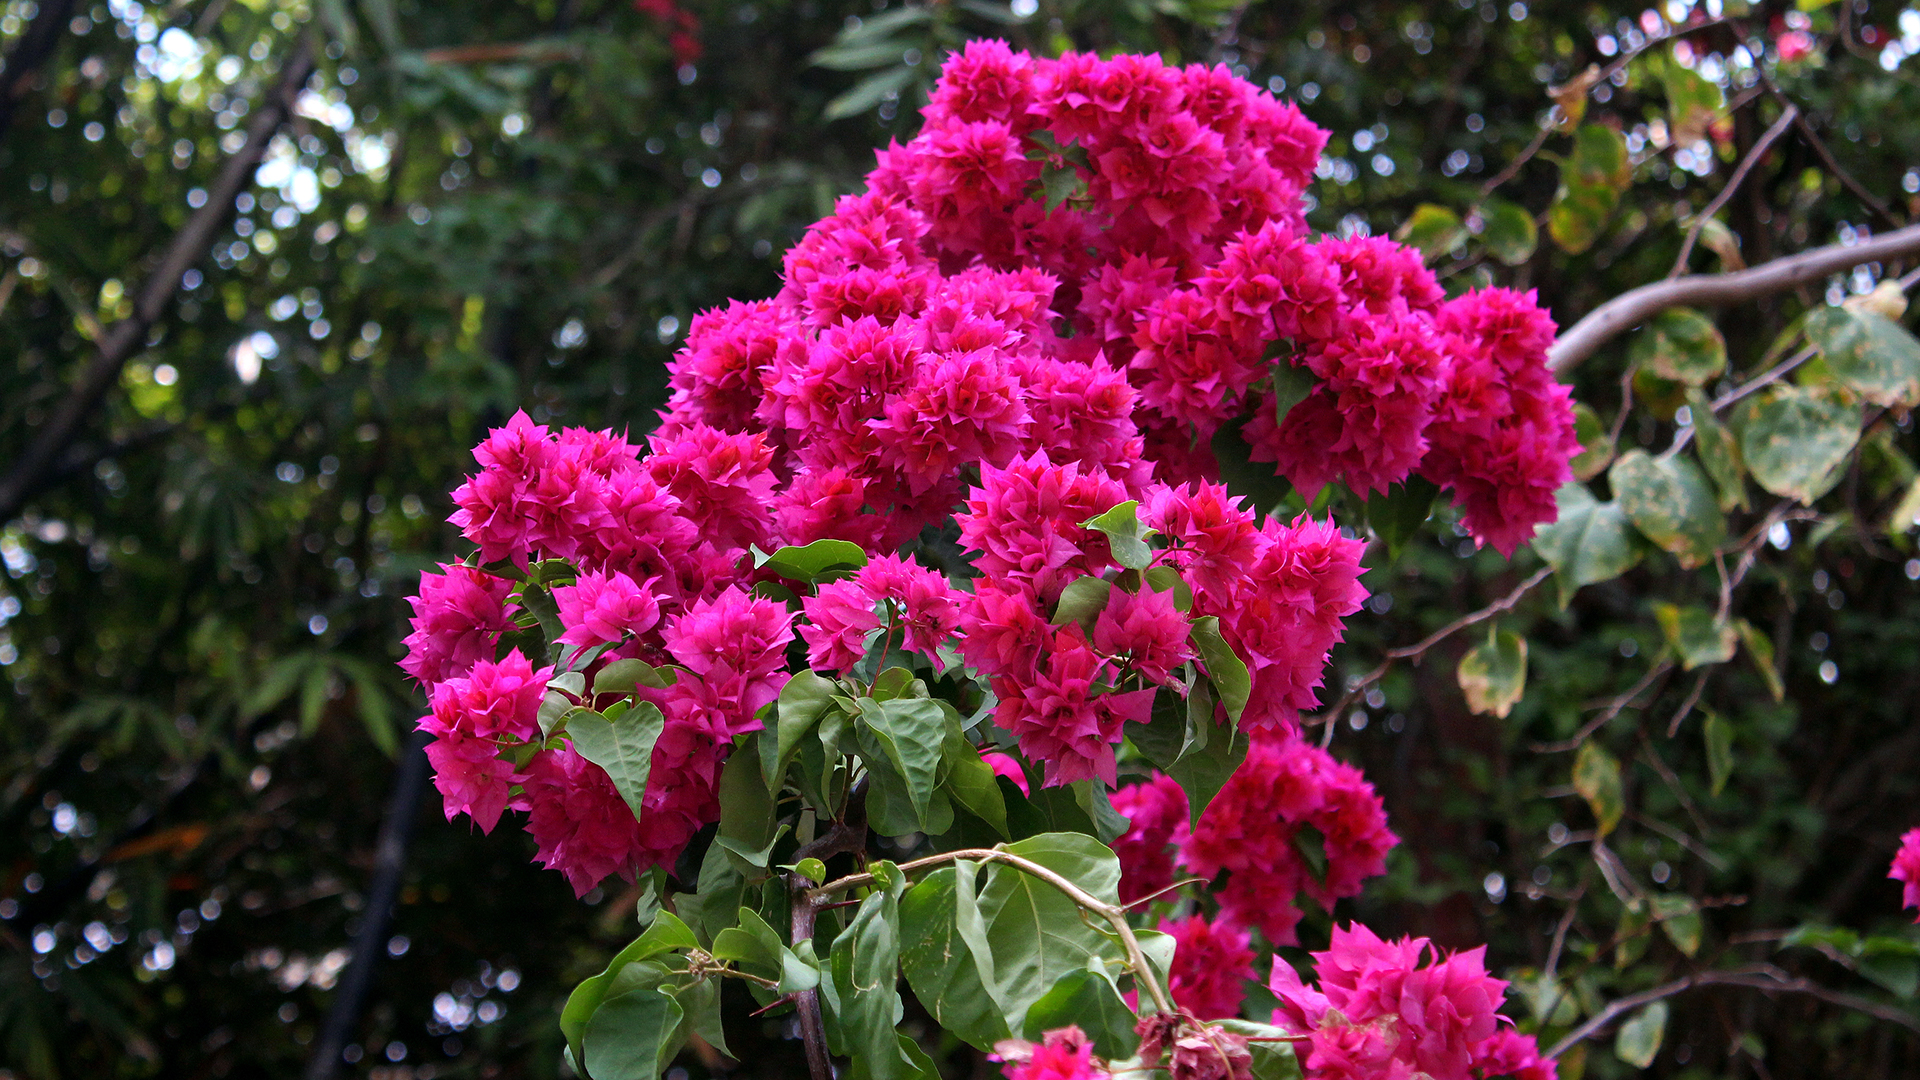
1668;105;1797;279
1544;965;1920;1059
1312;566;1551;728
1548;223;1920;373
789;874;835;1080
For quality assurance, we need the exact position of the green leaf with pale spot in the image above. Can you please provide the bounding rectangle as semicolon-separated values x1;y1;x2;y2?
1548;125;1629;254
1610;449;1725;567
1573;740;1625;837
1735;386;1859;505
1651;894;1703;957
1687;391;1747;511
1531;482;1643;607
1614;1001;1668;1069
1806;306;1920;408
1653;603;1736;670
1456;627;1527;718
1570;402;1614;481
1630;307;1726;385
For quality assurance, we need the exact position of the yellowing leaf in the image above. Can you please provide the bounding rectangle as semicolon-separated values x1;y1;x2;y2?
1457;628;1527;718
1572;740;1624;837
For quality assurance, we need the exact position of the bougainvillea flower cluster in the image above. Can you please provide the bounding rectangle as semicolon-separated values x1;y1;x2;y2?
1892;827;1920;921
1110;738;1397;947
1270;924;1556;1080
397;42;1569;1076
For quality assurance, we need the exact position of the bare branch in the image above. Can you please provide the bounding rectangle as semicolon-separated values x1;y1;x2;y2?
1549;223;1920;373
0;38;316;523
1545;965;1920;1059
1669;105;1797;279
1311;566;1551;727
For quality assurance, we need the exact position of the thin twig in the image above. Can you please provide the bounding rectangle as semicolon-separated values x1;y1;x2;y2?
1533;659;1674;753
1543;885;1586;980
1759;74;1902;230
1669;105;1797;278
1665;670;1710;737
1628;810;1728;871
1545;965;1920;1059
1549;223;1920;372
1640;728;1711;836
1312;567;1552;728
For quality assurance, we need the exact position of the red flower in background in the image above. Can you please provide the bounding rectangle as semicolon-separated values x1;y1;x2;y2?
634;0;701;66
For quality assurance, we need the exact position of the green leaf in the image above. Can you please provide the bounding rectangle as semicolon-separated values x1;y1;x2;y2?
1570;402;1615;481
1733;619;1784;702
1070;779;1130;845
567;701;667;819
1364;476;1441;558
1081;501;1156;572
766;670;839;789
1272;355;1318;432
716;735;780;873
830;869;913;1080
1548;125;1629;254
518;582;567;655
1456;628;1527;718
1651;894;1703;957
1050;575;1114;629
1610;449;1725;567
1857;937;1920;998
1168;693;1246;828
1807;307;1920;408
1653;603;1736;671
560;914;700;1068
713;907;819;995
824;65;919;121
677;976;730;1058
1687;391;1748;511
1214;1020;1305;1080
942;735;1011;839
1531;483;1643;608
1189;616;1250;723
757;538;870;582
1479;196;1538;266
1630;308;1727;386
1394;203;1465;262
595;658;676;694
1039;160;1088;211
1020;964;1138;1060
583;962;685;1080
1703;710;1736;796
1211;413;1294;518
1735;386;1860;504
856;697;949;836
1572;740;1625;837
1613;1001;1668;1069
675;843;747;948
1143;564;1193;612
898;862;1013;1050
977;834;1127;1033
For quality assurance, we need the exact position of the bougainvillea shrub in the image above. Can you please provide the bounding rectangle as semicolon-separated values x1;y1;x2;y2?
400;44;1580;1080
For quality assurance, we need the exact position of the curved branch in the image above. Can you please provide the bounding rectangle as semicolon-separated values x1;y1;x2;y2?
0;36;316;523
1549;223;1920;374
1544;965;1920;1060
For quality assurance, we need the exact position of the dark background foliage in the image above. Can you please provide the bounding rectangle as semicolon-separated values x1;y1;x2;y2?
1;0;1917;1077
